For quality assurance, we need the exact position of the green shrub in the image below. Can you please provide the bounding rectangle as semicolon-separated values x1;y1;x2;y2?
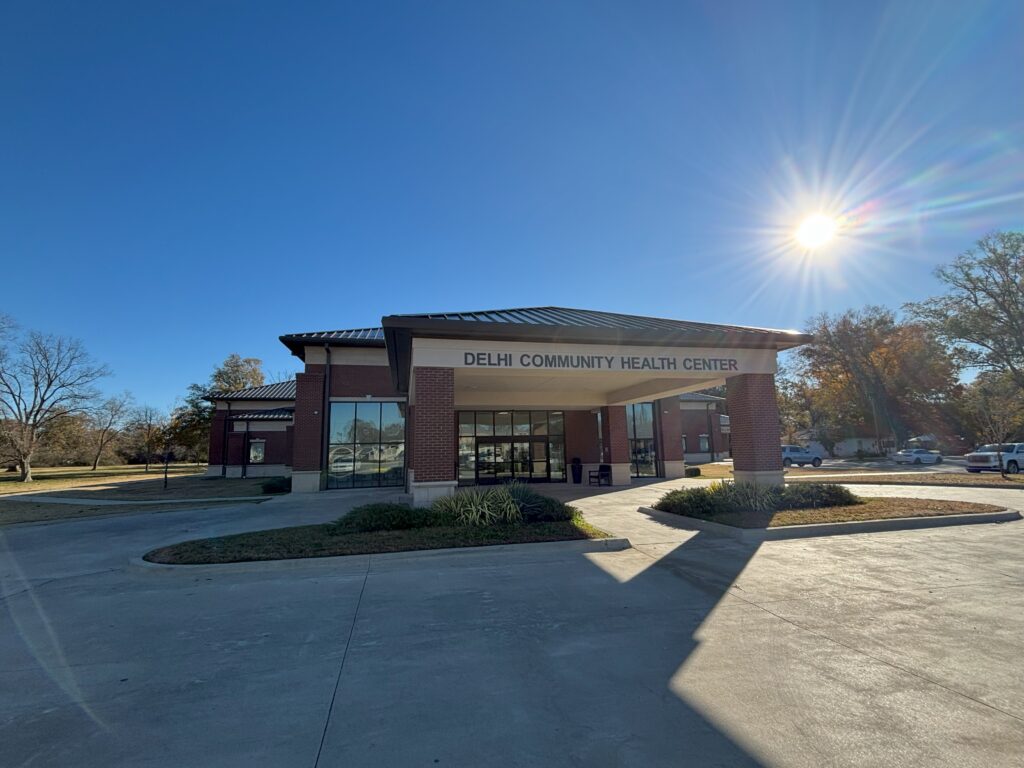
261;477;291;494
778;483;860;509
331;503;445;533
683;466;701;477
654;482;861;518
431;487;522;527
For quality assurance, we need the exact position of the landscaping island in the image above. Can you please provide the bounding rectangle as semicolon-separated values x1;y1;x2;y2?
653;482;1005;529
145;483;607;565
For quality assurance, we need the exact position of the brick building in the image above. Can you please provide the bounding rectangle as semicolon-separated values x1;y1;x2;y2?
207;307;811;504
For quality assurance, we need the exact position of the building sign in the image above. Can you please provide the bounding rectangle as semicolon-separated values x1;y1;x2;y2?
412;339;777;376
462;352;739;372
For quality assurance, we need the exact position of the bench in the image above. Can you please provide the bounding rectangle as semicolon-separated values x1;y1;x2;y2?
588;464;612;486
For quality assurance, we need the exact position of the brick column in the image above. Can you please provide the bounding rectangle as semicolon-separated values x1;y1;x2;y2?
655;396;686;479
291;371;325;492
410;367;456;505
726;373;784;485
600;405;632;485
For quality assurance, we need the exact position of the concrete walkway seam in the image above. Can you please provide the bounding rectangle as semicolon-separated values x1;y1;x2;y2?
636;506;1021;542
128;537;633;573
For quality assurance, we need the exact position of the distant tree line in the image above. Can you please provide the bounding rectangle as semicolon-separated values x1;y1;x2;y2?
0;311;273;482
779;231;1024;455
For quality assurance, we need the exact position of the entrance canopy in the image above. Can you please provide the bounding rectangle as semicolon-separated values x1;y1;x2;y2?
381;306;811;406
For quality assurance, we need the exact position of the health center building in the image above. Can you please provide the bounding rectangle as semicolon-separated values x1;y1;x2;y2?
207;307;811;505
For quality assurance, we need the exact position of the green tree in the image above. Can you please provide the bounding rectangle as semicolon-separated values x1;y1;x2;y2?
796;307;960;448
211;354;264;393
907;231;1024;392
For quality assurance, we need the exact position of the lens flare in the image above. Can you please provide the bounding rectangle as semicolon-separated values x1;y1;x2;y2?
795;214;838;249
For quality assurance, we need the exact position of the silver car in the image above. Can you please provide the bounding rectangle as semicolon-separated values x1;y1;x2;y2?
781;444;822;468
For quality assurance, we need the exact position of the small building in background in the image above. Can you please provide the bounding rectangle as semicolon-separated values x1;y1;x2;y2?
679;392;731;464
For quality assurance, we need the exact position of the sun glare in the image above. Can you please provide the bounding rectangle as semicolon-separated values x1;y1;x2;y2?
795;214;838;249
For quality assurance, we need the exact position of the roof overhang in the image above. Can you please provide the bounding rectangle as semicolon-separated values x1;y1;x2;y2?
382;315;812;392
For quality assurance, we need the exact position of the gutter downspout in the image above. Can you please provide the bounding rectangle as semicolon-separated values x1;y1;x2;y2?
320;344;332;490
241;420;250;479
222;402;231;477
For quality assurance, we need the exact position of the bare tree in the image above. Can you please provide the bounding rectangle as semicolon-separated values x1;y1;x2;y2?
88;392;134;470
128;405;167;472
964;374;1024;478
0;330;109;481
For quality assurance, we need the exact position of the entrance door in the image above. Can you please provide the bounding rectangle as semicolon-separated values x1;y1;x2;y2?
476;438;550;483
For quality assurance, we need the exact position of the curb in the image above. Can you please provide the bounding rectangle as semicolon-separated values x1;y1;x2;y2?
637;506;1021;542
130;536;632;573
786;479;1024;491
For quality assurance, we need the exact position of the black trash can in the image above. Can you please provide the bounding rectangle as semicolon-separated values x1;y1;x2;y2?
570;457;583;484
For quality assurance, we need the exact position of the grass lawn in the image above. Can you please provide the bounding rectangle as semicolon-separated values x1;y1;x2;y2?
786;473;1024;488
695;463;888;480
675;497;1005;529
0;498;266;526
145;517;609;564
0;465;282;501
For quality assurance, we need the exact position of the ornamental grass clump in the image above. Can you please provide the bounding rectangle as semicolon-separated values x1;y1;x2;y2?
431;486;522;526
654;481;862;519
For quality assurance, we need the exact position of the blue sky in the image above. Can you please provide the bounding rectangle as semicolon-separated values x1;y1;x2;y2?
2;0;1022;408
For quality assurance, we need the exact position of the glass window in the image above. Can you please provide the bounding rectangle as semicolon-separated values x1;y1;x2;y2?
458;412;476;436
531;411;547;436
513;412;531;436
549;438;566;480
380;402;405;442
699;434;710;453
248;439;265;464
329;402;356;444
458;437;476;481
355;402;381;443
328;401;405;489
494;411;512;436
476;411;494;436
549;411;564;435
633;403;654;439
682;434;687;454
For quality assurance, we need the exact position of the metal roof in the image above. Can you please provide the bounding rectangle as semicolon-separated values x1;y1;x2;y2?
279;327;385;358
389;306;798;336
230;407;295;421
207;381;296;401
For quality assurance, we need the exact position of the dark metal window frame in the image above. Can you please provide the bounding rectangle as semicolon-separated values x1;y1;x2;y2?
456;410;566;485
326;401;407;489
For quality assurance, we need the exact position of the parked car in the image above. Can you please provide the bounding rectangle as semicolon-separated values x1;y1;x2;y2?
893;448;943;465
781;444;822;467
965;443;1024;474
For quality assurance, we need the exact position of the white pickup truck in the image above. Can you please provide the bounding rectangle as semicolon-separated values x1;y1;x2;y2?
965;443;1024;474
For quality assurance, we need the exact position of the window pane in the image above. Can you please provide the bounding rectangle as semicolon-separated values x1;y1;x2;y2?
329;402;356;444
627;406;636;439
379;443;405;486
355;402;381;443
380;402;405;442
353;444;379;487
458;412;475;436
476;411;494;436
459;437;476;481
327;445;354;488
634;403;654;438
549;438;565;479
549;411;564;435
531;411;547;435
248;440;265;464
494;411;512;436
513;412;531;436
477;442;495;476
699;435;709;452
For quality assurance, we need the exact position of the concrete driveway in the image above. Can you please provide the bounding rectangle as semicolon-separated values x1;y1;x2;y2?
2;482;1023;767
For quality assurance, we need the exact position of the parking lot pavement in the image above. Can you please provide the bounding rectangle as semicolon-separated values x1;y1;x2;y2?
2;484;1023;767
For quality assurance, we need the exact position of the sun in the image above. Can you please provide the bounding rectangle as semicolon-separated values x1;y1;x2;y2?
795;213;838;249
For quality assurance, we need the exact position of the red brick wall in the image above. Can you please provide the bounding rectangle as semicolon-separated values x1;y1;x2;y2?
565;410;601;463
304;363;400;398
410;367;455;483
209;411;228;465
726;374;782;472
655;397;684;463
600;405;629;463
292;372;326;472
680;408;731;457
